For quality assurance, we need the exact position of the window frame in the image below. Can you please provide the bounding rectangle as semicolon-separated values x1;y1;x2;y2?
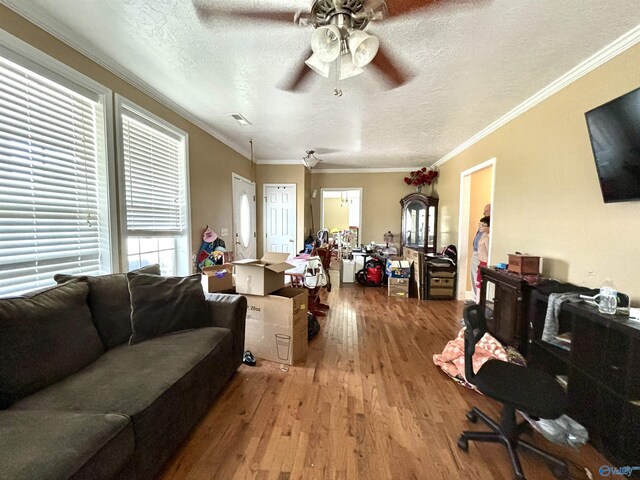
114;94;191;275
0;29;118;295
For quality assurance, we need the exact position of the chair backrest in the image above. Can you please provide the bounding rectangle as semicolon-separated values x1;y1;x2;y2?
316;246;332;271
462;304;489;383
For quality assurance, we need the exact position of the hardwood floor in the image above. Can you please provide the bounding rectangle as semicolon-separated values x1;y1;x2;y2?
159;274;606;479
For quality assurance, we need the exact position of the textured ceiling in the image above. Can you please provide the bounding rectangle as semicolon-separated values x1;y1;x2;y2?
2;0;640;169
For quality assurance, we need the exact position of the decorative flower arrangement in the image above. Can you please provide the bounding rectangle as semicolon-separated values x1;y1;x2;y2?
404;167;439;191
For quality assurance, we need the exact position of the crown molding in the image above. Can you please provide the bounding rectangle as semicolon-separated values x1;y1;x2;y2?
434;24;640;168
1;1;252;160
255;159;302;165
311;167;414;174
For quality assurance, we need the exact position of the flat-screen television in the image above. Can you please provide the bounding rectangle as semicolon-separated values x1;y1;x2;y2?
585;86;640;203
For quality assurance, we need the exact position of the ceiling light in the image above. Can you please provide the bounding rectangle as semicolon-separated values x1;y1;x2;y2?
304;53;330;78
304;156;320;169
348;30;379;68
310;25;342;62
230;113;251;125
338;54;364;80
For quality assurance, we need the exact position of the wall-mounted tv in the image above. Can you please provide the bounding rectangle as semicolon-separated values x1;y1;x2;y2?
585;86;640;203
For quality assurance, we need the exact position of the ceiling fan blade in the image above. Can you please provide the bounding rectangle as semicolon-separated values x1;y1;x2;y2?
194;4;302;24
279;49;314;92
385;0;479;18
370;44;413;88
314;147;343;155
354;0;389;21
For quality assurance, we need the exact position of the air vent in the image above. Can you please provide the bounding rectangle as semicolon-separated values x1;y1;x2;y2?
230;113;251;125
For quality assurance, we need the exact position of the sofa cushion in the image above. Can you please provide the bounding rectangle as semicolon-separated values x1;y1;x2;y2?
54;264;161;349
0;281;103;409
0;410;133;480
127;272;209;344
12;327;236;479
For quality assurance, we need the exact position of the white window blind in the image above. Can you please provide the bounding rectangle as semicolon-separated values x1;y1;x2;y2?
122;111;185;235
0;54;109;297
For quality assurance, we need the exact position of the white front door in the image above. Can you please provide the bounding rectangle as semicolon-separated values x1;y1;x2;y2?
232;173;256;260
264;184;296;255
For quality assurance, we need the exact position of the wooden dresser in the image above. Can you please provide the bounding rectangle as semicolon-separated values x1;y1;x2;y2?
478;266;534;353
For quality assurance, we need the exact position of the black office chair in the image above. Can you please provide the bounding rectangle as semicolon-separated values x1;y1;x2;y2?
457;304;569;480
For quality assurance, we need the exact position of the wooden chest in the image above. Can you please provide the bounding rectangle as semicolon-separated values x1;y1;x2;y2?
507;254;540;275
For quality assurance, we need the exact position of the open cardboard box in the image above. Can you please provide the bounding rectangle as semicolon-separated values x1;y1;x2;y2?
232;252;294;296
244;288;308;365
201;264;234;293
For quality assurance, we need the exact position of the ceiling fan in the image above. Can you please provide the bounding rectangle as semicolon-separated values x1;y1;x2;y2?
193;0;440;91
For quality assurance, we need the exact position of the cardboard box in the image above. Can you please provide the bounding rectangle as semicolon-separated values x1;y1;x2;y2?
403;247;424;299
388;282;409;298
386;259;412;278
244;288;308;365
201;264;233;293
508;254;540;275
232;252;295;296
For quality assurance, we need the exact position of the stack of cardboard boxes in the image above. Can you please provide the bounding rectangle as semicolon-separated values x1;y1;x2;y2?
386;259;412;298
232;253;308;365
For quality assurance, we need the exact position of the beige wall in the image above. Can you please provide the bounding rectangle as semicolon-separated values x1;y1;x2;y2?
438;43;640;301
256;165;306;255
323;198;350;231
311;172;417;247
0;6;252;268
466;167;493;290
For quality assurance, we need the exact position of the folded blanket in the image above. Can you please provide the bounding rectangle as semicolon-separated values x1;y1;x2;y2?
433;328;512;391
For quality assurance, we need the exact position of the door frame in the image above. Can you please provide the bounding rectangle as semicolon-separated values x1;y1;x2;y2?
319;187;363;235
456;158;496;301
231;172;256;260
262;183;297;256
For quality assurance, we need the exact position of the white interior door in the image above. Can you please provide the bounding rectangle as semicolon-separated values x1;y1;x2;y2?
232;173;256;260
264;184;296;255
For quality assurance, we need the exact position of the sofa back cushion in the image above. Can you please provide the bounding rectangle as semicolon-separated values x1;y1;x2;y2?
127;273;209;345
0;281;104;409
54;264;160;349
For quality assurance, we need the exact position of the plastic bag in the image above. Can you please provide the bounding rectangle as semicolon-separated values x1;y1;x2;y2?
520;413;588;448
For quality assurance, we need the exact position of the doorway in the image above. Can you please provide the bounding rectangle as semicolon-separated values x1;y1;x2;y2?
232;173;256;260
263;184;297;255
457;159;495;301
320;188;362;240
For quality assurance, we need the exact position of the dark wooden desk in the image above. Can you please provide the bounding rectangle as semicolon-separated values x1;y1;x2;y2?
528;295;640;467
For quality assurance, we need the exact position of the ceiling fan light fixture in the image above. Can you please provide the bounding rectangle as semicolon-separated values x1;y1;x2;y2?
338;53;364;80
310;25;342;62
348;30;380;67
304;53;331;78
304;156;320;169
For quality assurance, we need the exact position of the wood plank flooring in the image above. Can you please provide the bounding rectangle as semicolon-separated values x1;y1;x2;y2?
159;274;606;479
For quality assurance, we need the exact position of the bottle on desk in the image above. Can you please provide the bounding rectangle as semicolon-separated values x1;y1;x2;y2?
597;280;618;315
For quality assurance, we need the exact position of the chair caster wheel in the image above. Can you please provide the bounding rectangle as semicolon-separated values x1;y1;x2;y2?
457;436;469;452
552;464;569;479
466;410;478;423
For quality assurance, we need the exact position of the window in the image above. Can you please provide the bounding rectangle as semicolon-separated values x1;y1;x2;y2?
0;36;112;297
117;97;190;276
